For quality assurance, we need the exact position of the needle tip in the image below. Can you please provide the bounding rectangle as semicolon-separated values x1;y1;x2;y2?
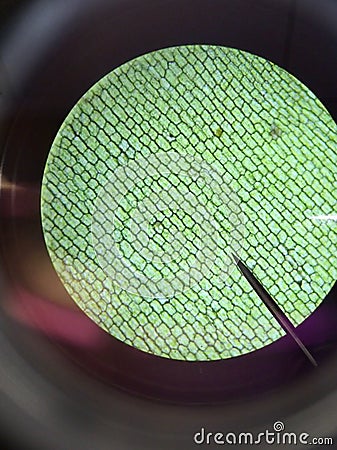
232;253;240;264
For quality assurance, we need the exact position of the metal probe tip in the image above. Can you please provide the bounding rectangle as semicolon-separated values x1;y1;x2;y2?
232;253;239;264
233;253;318;368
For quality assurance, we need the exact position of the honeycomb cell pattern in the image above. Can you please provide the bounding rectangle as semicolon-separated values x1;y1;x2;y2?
41;45;337;361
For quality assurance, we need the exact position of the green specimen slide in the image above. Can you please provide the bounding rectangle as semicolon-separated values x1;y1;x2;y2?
41;45;337;361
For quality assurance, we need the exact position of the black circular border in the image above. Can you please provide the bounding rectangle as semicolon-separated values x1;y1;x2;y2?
1;0;337;406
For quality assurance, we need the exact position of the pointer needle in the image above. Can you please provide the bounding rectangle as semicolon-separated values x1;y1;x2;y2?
232;253;318;367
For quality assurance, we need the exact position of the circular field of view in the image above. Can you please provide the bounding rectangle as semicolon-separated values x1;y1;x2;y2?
41;45;337;361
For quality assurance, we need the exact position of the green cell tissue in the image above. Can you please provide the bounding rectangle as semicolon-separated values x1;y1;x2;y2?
41;45;337;361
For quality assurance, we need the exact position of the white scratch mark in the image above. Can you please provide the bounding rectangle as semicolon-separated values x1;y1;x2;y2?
310;214;337;221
